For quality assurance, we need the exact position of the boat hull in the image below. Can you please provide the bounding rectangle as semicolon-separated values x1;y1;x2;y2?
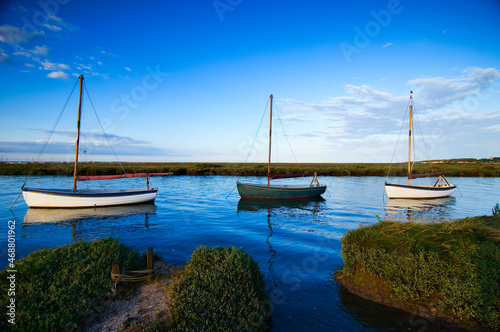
385;183;456;199
22;187;158;208
236;182;326;199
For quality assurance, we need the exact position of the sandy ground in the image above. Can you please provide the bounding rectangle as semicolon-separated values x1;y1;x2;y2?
81;261;184;332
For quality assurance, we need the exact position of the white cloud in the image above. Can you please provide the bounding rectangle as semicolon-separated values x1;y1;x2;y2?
382;42;393;47
47;71;69;79
0;52;9;63
47;14;79;32
0;25;44;44
12;50;32;58
409;67;500;109
32;45;49;56
276;67;500;161
125;67;132;72
39;59;70;71
43;24;62;32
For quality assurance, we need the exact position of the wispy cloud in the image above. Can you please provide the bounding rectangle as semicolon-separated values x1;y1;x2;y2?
409;67;500;109
47;71;69;79
0;7;82;80
0;24;45;44
1;129;169;158
0;50;10;63
278;67;500;161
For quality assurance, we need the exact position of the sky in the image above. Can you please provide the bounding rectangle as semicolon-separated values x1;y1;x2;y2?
0;0;499;163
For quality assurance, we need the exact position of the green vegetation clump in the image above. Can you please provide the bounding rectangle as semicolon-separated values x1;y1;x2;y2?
167;246;272;331
0;238;141;331
338;211;500;330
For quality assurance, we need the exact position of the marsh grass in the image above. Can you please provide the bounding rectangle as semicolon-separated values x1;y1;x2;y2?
340;211;500;330
2;160;499;177
0;238;142;331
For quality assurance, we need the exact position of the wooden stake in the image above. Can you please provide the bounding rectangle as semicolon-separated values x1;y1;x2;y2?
112;262;121;276
147;248;153;276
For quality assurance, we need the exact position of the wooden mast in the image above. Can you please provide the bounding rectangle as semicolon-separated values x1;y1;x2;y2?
407;92;413;186
267;94;273;186
73;75;84;192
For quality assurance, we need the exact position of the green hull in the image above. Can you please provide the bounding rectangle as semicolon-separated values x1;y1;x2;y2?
236;182;326;199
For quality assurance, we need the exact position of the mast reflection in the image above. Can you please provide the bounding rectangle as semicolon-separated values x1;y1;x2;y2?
237;197;327;291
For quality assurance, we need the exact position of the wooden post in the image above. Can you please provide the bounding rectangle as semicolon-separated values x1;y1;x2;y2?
147;248;154;276
111;262;121;280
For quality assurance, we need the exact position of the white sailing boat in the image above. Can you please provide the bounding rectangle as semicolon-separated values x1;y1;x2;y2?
385;92;457;199
21;75;170;208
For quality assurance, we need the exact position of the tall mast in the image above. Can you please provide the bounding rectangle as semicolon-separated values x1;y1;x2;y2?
267;94;273;186
73;75;84;192
407;92;413;186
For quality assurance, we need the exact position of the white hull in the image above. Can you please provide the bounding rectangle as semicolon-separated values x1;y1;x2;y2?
385;183;456;199
22;187;157;208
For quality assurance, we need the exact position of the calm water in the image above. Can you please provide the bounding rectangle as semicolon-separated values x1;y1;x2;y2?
1;175;499;331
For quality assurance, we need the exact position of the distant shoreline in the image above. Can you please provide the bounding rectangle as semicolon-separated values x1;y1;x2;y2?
1;159;499;177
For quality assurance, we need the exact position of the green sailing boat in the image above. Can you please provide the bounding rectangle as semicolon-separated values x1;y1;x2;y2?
237;94;327;199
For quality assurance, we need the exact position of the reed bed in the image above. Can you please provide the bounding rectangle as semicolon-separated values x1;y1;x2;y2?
1;160;499;177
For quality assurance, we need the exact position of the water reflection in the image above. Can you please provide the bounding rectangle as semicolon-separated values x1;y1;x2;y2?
23;203;157;241
237;197;327;293
384;197;456;222
24;204;157;223
236;197;326;215
265;211;279;289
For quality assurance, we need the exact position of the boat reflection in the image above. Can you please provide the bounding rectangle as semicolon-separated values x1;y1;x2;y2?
23;203;157;241
237;196;326;215
384;196;456;222
24;203;157;224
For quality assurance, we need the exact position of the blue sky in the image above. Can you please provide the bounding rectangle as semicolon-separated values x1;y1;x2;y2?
1;0;499;163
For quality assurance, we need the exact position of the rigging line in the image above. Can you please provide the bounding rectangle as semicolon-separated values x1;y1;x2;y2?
83;82;127;175
225;184;237;199
25;78;80;183
386;97;411;180
412;101;434;174
236;98;270;182
274;101;298;164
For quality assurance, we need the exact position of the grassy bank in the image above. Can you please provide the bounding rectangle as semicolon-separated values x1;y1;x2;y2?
0;240;271;331
1;159;500;177
335;206;500;330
